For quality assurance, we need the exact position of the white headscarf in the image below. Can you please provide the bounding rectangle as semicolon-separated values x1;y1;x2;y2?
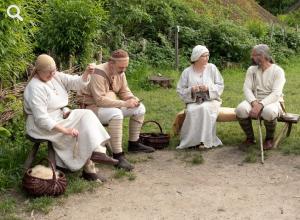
190;45;209;62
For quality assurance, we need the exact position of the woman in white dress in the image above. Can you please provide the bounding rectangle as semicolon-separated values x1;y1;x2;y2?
176;45;224;149
24;54;117;182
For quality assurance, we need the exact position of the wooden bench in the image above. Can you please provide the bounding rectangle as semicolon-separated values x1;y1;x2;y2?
172;107;299;148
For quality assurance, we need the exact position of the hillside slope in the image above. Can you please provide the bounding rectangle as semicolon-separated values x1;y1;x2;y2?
184;0;278;24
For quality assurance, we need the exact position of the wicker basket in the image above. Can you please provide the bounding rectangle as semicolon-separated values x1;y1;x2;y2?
22;158;67;197
139;120;170;149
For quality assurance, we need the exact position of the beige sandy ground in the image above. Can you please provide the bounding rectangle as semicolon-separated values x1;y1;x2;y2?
24;147;300;220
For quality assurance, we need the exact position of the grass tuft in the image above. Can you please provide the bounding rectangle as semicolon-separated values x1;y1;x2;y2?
113;169;136;181
26;196;54;214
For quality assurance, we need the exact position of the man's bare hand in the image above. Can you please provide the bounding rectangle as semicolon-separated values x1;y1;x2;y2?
249;101;263;118
124;99;139;108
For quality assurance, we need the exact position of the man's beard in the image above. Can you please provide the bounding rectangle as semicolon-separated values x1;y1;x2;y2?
251;59;261;67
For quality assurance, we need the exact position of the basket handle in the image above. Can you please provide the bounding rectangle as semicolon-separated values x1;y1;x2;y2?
36;158;57;181
142;120;163;134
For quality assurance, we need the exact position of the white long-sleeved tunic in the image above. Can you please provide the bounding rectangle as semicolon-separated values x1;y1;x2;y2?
243;64;286;106
24;72;110;171
176;63;224;149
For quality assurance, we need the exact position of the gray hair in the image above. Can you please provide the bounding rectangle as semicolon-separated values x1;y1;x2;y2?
253;44;274;63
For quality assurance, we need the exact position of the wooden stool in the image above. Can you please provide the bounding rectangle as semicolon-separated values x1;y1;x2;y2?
24;134;56;170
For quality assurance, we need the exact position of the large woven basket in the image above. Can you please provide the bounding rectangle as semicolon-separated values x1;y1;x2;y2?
139;120;170;149
22;158;67;197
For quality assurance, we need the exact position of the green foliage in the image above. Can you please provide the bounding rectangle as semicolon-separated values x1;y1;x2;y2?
208;21;257;65
0;127;11;138
256;0;297;14
0;0;39;86
0;114;30;191
279;9;300;27
37;0;107;68
246;20;269;38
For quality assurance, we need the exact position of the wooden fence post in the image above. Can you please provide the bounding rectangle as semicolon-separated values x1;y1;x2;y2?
175;25;180;71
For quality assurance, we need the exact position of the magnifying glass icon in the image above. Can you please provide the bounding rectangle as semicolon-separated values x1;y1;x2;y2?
7;5;23;21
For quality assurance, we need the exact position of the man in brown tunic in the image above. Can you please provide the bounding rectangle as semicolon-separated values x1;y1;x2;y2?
77;49;155;171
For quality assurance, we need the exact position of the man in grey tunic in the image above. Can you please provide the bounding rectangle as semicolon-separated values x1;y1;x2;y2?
235;44;286;150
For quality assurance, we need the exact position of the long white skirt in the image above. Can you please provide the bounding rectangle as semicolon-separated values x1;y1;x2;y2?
26;109;110;171
177;100;222;149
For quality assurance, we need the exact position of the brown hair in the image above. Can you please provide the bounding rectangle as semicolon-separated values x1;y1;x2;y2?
109;49;129;62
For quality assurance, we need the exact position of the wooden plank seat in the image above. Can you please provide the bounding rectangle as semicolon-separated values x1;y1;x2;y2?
24;134;56;170
172;107;299;148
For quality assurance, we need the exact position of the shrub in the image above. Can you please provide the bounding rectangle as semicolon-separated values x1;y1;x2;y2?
207;21;257;65
0;0;39;86
246;20;269;38
37;0;107;69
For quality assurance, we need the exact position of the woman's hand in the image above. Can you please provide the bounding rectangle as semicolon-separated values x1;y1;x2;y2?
63;128;79;137
198;85;208;92
192;85;208;93
192;85;200;93
53;124;79;137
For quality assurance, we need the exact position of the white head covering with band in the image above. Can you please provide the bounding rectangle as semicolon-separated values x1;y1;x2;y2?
28;54;56;81
191;45;209;62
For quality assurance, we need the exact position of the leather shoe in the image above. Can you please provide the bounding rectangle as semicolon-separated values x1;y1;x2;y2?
113;152;134;171
263;139;274;150
238;138;256;152
91;152;119;165
81;170;107;182
128;140;155;153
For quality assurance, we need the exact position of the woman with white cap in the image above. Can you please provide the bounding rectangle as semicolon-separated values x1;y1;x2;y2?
176;45;224;149
24;54;118;182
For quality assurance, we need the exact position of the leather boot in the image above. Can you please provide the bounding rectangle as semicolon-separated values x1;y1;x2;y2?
263;139;274;150
128;140;155;153
113;152;134;171
238;138;256;152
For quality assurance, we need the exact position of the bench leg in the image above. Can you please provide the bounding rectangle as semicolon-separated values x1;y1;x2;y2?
24;143;40;170
286;123;293;137
48;142;56;170
273;123;289;149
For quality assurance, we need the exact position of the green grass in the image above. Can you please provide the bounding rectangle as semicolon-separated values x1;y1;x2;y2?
175;151;204;165
113;169;136;181
26;197;54;214
64;172;101;196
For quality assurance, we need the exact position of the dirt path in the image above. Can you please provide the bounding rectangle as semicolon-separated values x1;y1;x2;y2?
28;147;300;220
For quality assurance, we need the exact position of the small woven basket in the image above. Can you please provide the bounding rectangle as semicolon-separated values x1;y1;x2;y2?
22;158;67;197
139;120;170;149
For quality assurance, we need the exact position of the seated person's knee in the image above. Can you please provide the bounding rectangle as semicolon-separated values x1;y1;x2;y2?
110;108;124;120
261;108;277;121
235;104;249;119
